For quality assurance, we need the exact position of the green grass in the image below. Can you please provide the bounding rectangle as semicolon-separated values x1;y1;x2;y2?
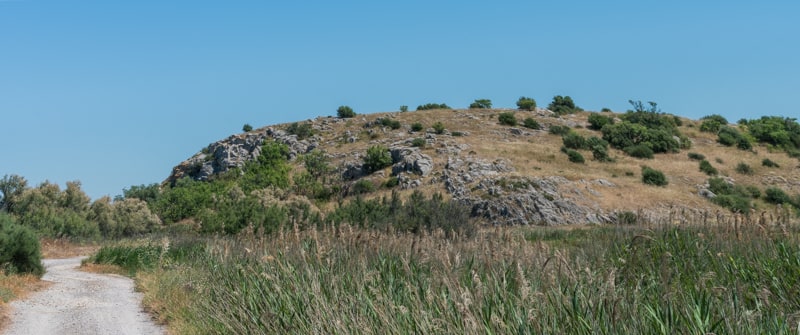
92;218;800;334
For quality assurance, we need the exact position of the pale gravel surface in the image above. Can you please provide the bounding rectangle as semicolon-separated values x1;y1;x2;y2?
3;257;165;335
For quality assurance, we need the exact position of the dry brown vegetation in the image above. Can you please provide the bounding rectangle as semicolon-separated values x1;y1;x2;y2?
0;274;49;331
271;108;799;216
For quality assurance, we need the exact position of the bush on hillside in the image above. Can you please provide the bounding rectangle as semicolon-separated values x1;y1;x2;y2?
432;122;446;134
548;125;571;136
687;152;706;161
717;126;751;150
765;187;792;205
699;160;718;176
240;141;292;192
287;122;314;139
762;158;780;168
745;116;800;150
498;112;517;126
641;166;668;186
623;144;654;159
399;105;408;113
363;145;393;174
588;113;614;130
699;114;728;133
592;145;612;162
337;105;356;118
562;132;588;150
242;124;253;132
522;117;540;130
378;118;401;130
410;122;424;132
735;162;754;175
516;97;537;111
565;149;585;164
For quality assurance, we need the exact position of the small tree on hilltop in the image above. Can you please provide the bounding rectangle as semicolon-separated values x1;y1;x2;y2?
469;99;492;109
337;105;356;118
242;124;253;132
516;96;537;111
549;95;579;115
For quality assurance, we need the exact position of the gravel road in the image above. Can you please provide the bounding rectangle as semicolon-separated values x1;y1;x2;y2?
3;257;165;335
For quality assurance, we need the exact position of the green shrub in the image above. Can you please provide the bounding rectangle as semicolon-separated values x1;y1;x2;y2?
469;99;492;109
0;214;44;277
745;116;800;150
565;149;585;163
498;112;517;126
416;103;450;111
432;122;445;134
351;179;376;195
548;125;571;135
240;141;291;192
522;117;540;130
286;122;314;139
601;107;612;113
363;145;393;174
641;166;668;186
592;145;612;162
451;131;463;137
687;152;706;161
562;131;587;150
587;113;614;130
624;144;654;159
762;158;780;168
548;95;579;115
699;160;718;176
516;96;537;111
711;194;751;214
765;187;792;204
384;177;399;188
735;162;754;175
379;118;402;130
337;105;356;118
411;138;426;148
717;126;751;150
699;114;728;133
410;122;424;132
399;105;408;113
242;124;253;132
745;185;761;199
586;136;608;149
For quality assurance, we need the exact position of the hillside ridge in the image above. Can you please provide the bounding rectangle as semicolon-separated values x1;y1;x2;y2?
166;106;800;225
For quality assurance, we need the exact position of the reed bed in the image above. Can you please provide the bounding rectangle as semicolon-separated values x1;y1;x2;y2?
91;214;800;334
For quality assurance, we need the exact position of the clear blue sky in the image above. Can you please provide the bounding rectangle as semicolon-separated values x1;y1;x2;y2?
1;1;798;200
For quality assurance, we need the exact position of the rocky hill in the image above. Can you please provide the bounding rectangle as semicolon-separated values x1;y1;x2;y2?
166;107;800;225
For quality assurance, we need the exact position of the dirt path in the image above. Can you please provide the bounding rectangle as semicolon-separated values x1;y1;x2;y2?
3;257;164;335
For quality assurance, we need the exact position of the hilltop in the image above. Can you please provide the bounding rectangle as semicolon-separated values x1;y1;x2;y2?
165;100;800;226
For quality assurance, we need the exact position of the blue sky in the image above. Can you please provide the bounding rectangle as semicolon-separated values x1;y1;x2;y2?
1;1;798;200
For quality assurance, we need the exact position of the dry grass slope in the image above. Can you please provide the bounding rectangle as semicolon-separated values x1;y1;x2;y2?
269;108;799;218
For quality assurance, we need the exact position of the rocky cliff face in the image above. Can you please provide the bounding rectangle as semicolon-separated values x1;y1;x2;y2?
166;127;318;185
